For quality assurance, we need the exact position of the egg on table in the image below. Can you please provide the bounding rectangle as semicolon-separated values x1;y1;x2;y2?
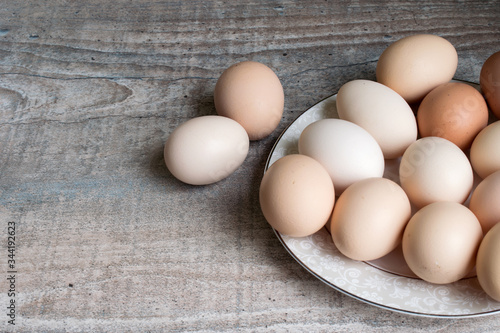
164;115;249;185
214;61;284;140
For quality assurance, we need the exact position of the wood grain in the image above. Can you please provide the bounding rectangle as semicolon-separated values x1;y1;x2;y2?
1;0;500;332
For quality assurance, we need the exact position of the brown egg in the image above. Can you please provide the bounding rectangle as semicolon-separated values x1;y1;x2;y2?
164;116;249;185
480;51;500;118
376;34;458;104
214;61;284;140
329;177;411;261
469;170;500;234
402;201;483;284
476;222;500;302
470;120;500;179
416;82;489;150
399;137;473;208
259;154;335;237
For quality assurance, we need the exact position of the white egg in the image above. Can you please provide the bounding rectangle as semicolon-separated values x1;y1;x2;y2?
298;118;385;194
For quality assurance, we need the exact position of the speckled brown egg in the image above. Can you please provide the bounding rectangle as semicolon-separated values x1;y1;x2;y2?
416;82;489;150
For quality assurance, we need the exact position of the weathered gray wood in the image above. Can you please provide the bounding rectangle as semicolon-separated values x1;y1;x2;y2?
1;0;499;331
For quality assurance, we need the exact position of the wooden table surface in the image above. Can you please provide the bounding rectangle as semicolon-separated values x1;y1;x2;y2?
1;1;499;332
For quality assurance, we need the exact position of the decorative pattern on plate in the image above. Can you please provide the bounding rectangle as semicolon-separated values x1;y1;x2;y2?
265;91;500;317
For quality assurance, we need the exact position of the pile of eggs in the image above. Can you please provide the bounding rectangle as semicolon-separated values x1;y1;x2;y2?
164;34;500;303
260;35;500;301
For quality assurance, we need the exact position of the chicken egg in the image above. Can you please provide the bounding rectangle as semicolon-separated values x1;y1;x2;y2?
336;79;417;159
470;120;500;179
399;137;473;208
469;170;500;234
480;51;500;118
259;154;335;237
476;222;500;302
329;177;412;261
164;115;249;185
402;201;483;284
416;82;489;150
298;118;384;194
376;34;458;104
214;61;284;140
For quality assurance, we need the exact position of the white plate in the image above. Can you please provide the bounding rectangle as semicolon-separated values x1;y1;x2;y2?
264;85;500;318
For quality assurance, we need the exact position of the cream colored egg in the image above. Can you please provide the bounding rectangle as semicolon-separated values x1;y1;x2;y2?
298;118;384;194
164;115;249;185
376;34;458;104
402;201;483;284
336;79;417;159
259;154;335;237
470;121;500;179
469;170;500;233
476;222;500;302
214;61;284;140
329;177;412;261
399;137;473;208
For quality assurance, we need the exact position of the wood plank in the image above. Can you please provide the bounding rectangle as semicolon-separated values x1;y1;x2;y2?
1;0;500;331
